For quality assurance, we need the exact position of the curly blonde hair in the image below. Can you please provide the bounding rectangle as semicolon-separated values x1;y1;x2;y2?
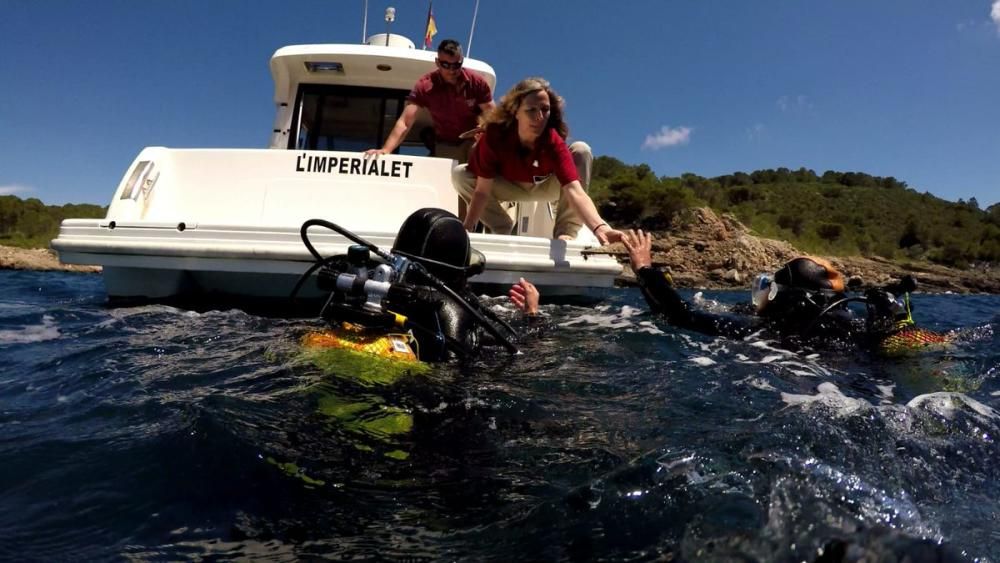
481;77;569;139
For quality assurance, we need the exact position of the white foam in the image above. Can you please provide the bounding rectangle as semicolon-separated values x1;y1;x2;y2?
777;360;831;378
657;452;696;471
557;305;651;331
692;292;731;313
635;321;665;335
618;305;643;318
0;315;60;344
56;390;86;404
689;356;716;366
906;392;999;420
781;382;869;416
876;384;895;400
734;376;778;392
748;340;796;356
559;313;634;330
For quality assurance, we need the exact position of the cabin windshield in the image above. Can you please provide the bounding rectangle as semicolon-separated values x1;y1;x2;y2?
289;84;431;156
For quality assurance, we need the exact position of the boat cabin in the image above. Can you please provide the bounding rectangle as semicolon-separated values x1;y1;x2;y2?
267;35;496;156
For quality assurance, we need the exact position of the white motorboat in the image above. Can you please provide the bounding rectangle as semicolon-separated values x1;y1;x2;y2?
52;32;622;303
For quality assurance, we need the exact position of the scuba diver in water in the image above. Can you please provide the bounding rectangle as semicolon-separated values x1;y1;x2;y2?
621;229;952;355
277;208;543;473
296;208;540;363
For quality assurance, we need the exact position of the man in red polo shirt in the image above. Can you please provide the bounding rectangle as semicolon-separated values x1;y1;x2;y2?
365;39;493;164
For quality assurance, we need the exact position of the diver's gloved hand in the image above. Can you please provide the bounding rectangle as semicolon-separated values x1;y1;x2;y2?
884;275;917;296
865;275;916;321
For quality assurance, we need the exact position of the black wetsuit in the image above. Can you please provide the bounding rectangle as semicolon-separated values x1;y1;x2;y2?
635;266;865;349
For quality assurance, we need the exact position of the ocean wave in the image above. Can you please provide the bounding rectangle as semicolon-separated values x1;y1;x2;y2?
0;315;60;345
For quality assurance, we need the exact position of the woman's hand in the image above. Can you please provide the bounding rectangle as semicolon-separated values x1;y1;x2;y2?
464;177;494;231
509;277;539;315
621;229;653;270
595;225;625;245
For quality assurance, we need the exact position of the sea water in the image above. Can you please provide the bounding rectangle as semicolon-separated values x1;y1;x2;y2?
1;270;998;561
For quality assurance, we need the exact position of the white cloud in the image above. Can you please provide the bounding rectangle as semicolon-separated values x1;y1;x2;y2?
641;126;692;150
992;0;1000;33
0;184;33;196
777;95;812;113
747;123;766;142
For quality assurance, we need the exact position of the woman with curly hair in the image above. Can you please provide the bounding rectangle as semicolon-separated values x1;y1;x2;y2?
452;77;623;244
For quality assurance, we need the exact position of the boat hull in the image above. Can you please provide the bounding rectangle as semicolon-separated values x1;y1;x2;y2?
54;220;621;301
53;145;621;304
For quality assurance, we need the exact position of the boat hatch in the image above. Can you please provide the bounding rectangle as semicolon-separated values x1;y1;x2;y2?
304;61;344;74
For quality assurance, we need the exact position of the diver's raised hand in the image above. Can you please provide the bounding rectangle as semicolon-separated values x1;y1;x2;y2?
622;229;653;270
509;277;539;315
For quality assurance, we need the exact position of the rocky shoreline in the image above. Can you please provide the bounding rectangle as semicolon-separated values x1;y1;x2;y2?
595;207;1000;295
0;245;101;273
4;212;999;294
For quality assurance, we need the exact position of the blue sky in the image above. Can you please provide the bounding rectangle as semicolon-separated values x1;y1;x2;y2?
2;0;999;208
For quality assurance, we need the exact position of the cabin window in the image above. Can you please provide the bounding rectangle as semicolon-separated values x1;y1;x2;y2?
289;84;433;155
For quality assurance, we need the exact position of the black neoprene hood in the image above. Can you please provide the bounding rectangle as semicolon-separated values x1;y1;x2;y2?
392;208;472;288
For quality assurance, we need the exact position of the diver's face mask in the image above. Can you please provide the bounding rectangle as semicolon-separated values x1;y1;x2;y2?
751;273;778;313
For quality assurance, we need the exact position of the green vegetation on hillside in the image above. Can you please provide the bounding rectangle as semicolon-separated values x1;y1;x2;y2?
590;158;1000;268
0;196;106;248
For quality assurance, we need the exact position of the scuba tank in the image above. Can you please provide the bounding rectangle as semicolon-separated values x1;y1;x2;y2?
862;275;952;355
795;273;951;354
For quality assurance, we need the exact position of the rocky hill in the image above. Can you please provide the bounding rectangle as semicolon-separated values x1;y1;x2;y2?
598;207;1000;294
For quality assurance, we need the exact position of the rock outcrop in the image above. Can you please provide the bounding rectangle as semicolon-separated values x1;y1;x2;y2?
0;246;100;273
598;207;1000;294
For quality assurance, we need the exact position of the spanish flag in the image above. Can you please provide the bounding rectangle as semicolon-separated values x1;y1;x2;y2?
423;3;437;49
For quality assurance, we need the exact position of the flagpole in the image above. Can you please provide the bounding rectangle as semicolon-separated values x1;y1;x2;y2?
467;0;480;57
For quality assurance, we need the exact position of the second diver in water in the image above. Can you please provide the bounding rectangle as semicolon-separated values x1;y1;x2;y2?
621;229;953;355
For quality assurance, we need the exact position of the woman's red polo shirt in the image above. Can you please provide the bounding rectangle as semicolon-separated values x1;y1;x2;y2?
468;126;579;187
